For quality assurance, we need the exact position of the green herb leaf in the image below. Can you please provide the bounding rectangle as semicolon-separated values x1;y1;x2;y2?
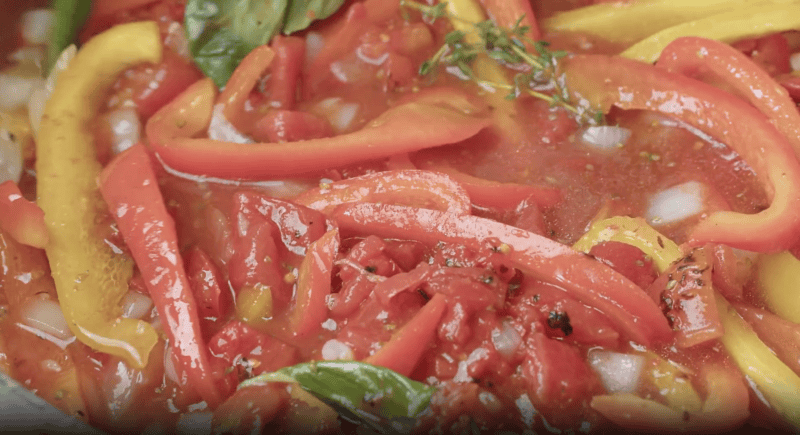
48;0;92;71
283;0;346;34
239;361;434;434
186;0;345;88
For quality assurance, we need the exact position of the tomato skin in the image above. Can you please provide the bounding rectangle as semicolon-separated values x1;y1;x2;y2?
114;49;204;120
0;181;48;249
588;241;658;289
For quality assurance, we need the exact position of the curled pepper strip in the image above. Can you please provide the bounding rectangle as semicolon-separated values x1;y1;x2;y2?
564;55;800;252
98;143;223;407
621;2;800;63
657;37;800;158
334;203;672;346
36;21;161;368
294;170;472;216
572;216;682;273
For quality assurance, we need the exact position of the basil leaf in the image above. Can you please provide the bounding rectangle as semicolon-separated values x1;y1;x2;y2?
48;0;92;70
239;361;435;434
283;0;346;34
185;0;288;88
186;0;346;88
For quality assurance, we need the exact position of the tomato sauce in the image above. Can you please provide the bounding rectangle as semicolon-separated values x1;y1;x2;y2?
2;0;800;433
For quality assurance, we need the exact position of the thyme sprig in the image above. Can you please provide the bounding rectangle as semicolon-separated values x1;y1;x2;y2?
401;0;603;125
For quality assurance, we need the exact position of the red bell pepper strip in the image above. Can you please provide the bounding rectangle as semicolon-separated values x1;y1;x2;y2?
365;292;448;377
216;45;275;128
415;161;561;209
563;54;800;253
268;36;305;110
479;0;542;41
98;143;223;407
334;203;673;346
0;180;48;249
657;37;800;158
151;97;491;179
292;229;339;337
294;169;472;216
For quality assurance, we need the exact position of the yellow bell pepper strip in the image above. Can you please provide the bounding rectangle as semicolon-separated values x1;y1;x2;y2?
572;216;682;273
563;55;800;252
758;251;800;324
542;0;789;46
334;203;673;346
621;2;800;63
98;142;224;407
658;36;800;158
715;292;800;429
36;21;161;368
294;169;472;216
443;0;514;107
0;181;48;249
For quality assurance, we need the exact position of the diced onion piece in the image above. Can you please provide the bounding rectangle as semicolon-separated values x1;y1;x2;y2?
106;108;142;154
580;126;631;151
314;98;360;133
19;298;74;341
28;44;76;135
21;9;55;45
0;73;44;111
791;52;800;72
165;22;191;61
207;105;253;144
646;181;706;226
0;127;23;183
491;321;522;357
321;339;354;361
589;350;645;394
10;46;46;68
121;291;154;320
305;32;324;65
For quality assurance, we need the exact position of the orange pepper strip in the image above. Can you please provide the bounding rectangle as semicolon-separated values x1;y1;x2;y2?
365;293;448;377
